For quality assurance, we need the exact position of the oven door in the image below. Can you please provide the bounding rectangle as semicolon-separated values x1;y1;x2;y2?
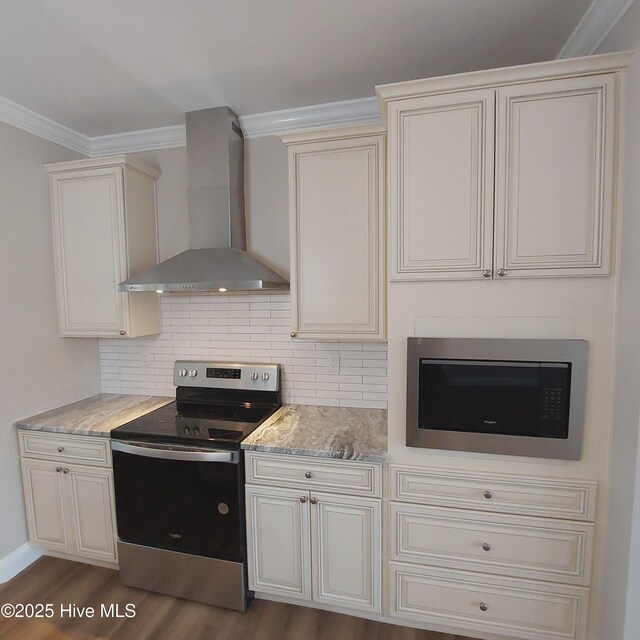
111;441;244;562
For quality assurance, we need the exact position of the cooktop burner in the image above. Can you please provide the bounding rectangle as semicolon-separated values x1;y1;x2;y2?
111;361;281;450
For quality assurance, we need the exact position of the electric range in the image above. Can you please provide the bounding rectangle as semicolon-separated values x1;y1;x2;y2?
110;360;281;611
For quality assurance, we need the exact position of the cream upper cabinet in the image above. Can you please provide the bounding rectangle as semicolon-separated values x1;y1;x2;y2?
46;156;161;338
388;90;495;280
377;53;627;281
281;126;385;340
494;75;616;277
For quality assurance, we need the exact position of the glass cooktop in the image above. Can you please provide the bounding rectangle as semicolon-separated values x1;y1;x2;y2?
111;401;279;450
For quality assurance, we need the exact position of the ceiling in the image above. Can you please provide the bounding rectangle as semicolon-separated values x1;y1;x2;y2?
0;0;593;137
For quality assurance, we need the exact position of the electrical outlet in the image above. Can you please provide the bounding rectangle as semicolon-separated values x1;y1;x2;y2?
325;351;340;373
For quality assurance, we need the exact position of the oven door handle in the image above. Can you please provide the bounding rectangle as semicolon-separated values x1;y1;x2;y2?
111;440;239;463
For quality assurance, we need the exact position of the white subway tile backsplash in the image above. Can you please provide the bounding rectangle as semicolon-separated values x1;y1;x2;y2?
100;293;387;408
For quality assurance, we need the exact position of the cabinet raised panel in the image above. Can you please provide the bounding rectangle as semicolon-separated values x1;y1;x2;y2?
389;90;495;280
47;156;161;338
495;75;616;277
68;468;117;561
246;486;311;599
21;459;69;553
311;493;381;612
282;126;385;340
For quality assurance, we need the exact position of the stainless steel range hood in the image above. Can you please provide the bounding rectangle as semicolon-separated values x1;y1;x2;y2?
119;107;288;293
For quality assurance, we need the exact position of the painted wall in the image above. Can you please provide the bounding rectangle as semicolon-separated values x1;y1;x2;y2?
0;122;101;562
596;5;640;639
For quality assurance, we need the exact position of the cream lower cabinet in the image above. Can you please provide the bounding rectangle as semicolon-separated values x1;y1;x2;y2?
19;431;117;566
245;453;382;614
280;125;385;341
378;54;627;281
46;155;161;338
388;465;597;640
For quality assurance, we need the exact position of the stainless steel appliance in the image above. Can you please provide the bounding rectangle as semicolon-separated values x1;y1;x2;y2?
110;360;281;611
406;337;588;460
118;108;288;293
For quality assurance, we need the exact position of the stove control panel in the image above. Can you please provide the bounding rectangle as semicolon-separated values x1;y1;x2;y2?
173;361;280;392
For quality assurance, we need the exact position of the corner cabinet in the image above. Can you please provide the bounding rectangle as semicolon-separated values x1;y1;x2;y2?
245;452;382;614
280;126;386;341
378;54;628;281
19;431;118;566
46;156;161;338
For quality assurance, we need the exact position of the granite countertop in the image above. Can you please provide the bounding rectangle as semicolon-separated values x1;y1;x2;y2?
14;393;173;438
241;404;387;462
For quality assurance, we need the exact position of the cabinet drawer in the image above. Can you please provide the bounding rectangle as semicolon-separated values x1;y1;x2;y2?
390;563;589;640
391;503;593;585
19;431;111;467
246;453;381;497
390;465;596;521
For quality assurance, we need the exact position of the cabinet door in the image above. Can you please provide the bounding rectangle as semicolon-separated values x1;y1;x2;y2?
246;486;311;600
68;466;117;562
20;459;70;553
50;167;128;336
288;132;385;340
388;90;495;280
310;493;381;613
494;74;617;277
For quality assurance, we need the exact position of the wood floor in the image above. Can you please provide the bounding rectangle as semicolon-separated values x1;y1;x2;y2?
0;557;472;640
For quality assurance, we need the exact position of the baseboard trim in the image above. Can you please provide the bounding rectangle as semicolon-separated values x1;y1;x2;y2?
0;543;43;584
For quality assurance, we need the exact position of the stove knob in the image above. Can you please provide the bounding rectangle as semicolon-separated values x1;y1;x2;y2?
193;427;200;435
262;372;270;381
184;426;190;435
178;368;187;377
250;372;259;381
189;369;197;377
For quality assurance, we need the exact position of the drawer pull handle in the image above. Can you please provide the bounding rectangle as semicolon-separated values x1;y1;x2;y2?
310;497;317;505
62;468;69;474
483;490;493;499
57;447;65;453
305;472;312;479
300;496;307;503
479;602;488;612
55;466;62;473
482;542;491;552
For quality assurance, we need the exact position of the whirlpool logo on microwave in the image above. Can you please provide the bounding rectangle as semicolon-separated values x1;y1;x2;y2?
483;419;498;425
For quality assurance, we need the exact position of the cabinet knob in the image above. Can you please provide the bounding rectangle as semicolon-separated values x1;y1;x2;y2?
479;602;488;612
119;330;126;336
310;497;318;505
299;496;307;503
483;490;493;499
482;542;491;552
57;447;65;453
290;332;297;338
55;466;62;473
496;268;507;277
62;468;69;474
482;269;492;278
305;472;312;479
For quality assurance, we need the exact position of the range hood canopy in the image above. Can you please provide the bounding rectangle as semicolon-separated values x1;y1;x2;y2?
119;107;288;293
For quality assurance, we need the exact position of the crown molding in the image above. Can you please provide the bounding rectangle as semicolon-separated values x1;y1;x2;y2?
557;0;635;58
90;124;186;157
0;96;91;155
239;97;379;138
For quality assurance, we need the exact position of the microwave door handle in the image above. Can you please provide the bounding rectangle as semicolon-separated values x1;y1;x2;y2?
111;440;238;463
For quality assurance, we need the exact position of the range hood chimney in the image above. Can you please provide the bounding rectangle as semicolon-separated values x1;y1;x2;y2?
119;107;289;293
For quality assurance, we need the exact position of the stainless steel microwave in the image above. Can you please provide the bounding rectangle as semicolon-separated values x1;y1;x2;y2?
406;337;588;460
